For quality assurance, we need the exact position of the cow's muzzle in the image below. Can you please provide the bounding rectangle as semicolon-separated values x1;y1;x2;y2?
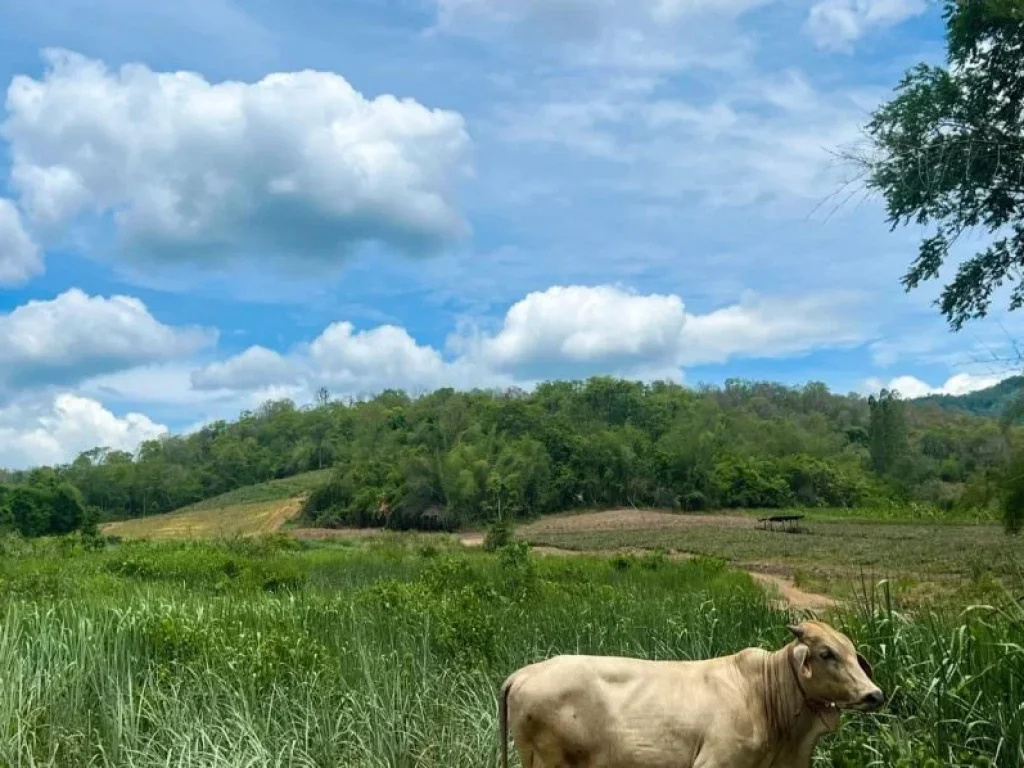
853;688;885;711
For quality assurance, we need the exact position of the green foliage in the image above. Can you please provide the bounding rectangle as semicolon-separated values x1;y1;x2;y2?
859;0;1024;330
483;516;514;551
918;376;1024;418
869;388;910;477
0;540;1020;765
0;475;94;538
999;442;1024;534
5;376;1022;531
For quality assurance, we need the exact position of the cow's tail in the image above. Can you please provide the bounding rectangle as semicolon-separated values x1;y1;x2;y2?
498;673;514;768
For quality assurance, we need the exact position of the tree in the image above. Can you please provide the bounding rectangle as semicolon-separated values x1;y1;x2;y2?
856;0;1024;330
868;389;909;476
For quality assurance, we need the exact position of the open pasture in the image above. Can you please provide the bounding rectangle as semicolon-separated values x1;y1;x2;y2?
0;533;1020;767
514;509;1024;602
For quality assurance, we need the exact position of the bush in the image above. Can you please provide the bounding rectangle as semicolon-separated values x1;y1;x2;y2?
483;517;513;551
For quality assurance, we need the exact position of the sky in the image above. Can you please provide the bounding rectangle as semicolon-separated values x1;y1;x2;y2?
0;0;1020;469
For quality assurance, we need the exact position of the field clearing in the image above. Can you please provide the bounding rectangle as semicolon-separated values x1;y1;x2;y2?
103;497;304;540
173;469;331;513
521;509;1021;574
299;507;1023;579
107;496;1023;605
518;509;1024;602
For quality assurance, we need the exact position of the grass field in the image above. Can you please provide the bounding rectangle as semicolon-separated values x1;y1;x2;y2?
174;470;331;513
0;534;1020;767
520;510;1023;580
103;497;305;540
100;470;332;540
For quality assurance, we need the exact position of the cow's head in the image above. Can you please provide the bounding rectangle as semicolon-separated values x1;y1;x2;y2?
787;621;884;720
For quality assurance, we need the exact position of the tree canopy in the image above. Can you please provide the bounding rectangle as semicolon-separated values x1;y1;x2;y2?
2;377;1018;534
860;0;1024;330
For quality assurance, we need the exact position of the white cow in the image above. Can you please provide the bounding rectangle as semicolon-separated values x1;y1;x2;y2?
498;620;883;768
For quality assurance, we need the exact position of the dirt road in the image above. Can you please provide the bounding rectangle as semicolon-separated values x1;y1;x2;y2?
292;509;836;611
456;528;836;613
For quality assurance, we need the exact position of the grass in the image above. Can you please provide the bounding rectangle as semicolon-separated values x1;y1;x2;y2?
0;533;1020;766
170;470;332;514
525;516;1024;600
102;497;306;540
100;470;333;540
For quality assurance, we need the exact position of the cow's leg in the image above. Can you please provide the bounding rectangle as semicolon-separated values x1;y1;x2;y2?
514;742;536;767
693;758;729;768
519;730;599;768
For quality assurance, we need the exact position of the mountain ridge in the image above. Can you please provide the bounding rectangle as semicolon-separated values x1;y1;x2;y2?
913;375;1024;418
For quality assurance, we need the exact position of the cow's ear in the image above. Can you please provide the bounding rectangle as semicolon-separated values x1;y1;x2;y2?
857;653;874;680
792;643;812;679
788;624;807;643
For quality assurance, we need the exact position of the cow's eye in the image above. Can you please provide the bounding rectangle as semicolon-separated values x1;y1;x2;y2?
819;648;836;661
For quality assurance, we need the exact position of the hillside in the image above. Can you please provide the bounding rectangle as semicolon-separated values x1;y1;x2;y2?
103;497;304;540
914;375;1024;418
99;470;327;539
5;376;1014;536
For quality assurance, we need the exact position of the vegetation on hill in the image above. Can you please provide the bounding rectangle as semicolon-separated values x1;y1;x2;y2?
4;376;1023;535
915;375;1024;417
0;474;95;538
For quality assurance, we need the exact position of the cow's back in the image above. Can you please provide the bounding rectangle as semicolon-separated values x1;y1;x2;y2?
507;655;724;768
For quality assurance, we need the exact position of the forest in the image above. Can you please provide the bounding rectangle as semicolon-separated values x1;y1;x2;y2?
2;376;1020;536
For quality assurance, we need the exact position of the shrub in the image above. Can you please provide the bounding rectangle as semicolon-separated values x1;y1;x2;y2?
483;517;513;551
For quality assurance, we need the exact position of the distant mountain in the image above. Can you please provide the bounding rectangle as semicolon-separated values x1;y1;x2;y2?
913;375;1024;418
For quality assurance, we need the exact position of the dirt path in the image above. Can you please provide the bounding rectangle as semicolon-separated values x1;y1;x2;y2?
267;498;305;530
290;509;837;612
455;533;836;613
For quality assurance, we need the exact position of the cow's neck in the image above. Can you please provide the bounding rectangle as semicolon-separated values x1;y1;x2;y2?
758;644;834;768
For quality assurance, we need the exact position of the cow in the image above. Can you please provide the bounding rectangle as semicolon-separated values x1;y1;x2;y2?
498;620;883;768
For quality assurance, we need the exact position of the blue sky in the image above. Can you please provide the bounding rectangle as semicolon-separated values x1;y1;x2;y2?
0;0;1019;468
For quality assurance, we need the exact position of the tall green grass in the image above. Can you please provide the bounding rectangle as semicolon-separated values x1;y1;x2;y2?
0;535;1020;766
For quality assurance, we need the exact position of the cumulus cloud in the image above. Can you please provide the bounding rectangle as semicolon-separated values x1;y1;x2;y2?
434;0;765;71
806;0;927;50
2;49;472;268
0;393;167;469
192;320;507;398
197;284;865;395
0;289;214;394
677;292;866;365
190;346;296;391
465;285;864;377
469;285;687;374
0;198;42;285
864;371;1013;399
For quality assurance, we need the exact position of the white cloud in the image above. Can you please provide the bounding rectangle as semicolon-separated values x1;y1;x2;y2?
470;285;687;371
864;371;1013;399
464;285;865;377
192;320;508;398
677;291;866;364
0;198;42;285
496;70;880;207
190;346;295;391
806;0;927;51
2;49;472;267
0;393;167;469
197;284;865;395
0;289;214;395
79;362;310;438
433;0;765;71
